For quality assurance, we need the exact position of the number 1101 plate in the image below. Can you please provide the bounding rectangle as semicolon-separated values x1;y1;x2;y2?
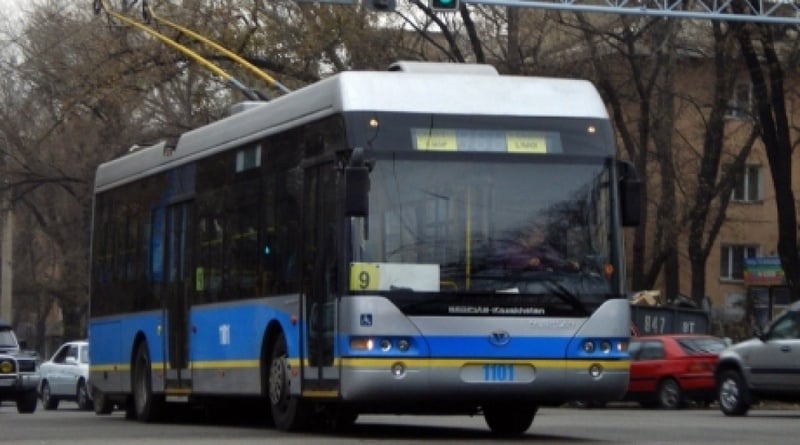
460;363;535;383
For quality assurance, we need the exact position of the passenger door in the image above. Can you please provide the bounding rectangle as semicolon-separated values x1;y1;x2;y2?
301;161;339;392
61;344;82;396
163;201;194;392
747;312;800;391
628;340;666;394
47;344;70;396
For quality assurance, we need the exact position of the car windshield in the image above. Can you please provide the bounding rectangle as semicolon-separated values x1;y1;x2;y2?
677;337;727;355
0;328;17;348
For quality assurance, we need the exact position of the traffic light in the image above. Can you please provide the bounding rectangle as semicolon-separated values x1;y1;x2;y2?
430;0;459;11
365;0;397;11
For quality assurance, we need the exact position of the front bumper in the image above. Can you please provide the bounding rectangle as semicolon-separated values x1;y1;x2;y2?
0;374;39;400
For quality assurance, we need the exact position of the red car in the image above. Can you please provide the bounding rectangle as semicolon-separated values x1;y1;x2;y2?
626;334;728;409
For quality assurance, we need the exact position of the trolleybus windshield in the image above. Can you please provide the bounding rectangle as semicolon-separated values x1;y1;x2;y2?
349;152;616;314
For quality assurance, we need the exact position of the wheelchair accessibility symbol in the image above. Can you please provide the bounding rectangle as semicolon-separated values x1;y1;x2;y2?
360;313;373;327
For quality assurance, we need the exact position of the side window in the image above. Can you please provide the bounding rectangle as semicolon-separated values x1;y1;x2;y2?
629;341;642;360
769;314;800;340
639;341;665;360
67;345;79;361
53;345;69;364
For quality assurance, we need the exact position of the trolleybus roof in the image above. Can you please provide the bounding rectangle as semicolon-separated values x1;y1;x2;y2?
95;65;608;192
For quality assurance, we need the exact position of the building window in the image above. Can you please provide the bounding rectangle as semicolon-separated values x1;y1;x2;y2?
731;165;761;202
720;245;758;280
726;82;752;120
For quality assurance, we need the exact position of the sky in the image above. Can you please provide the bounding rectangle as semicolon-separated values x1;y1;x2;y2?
0;0;24;26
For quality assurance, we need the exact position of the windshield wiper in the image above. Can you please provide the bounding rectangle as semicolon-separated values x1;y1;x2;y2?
540;278;590;316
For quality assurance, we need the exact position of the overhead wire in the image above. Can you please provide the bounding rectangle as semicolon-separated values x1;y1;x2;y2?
93;0;263;101
141;0;291;95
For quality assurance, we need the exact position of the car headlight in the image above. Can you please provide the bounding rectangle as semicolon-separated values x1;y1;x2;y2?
0;359;14;374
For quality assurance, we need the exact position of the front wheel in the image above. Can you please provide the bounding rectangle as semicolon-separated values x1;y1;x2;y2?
17;390;38;413
718;370;750;416
268;333;308;431
41;381;59;410
658;378;683;409
483;403;537;436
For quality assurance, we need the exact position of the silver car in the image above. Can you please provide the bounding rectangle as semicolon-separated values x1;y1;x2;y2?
38;340;92;410
715;301;800;415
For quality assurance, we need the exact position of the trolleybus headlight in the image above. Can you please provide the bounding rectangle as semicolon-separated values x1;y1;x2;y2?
391;362;406;378
582;340;595;353
397;338;410;352
589;364;603;378
350;337;374;351
600;340;612;354
617;341;628;352
380;339;392;352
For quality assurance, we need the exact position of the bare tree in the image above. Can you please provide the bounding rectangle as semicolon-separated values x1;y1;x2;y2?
730;14;800;300
685;21;758;305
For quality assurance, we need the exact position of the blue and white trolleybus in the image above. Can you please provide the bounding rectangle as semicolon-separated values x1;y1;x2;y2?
88;61;640;435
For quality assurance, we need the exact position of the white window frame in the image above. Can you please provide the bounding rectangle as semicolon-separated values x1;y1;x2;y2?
720;244;759;281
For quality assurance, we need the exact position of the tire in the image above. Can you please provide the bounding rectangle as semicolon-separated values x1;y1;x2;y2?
718;370;750;416
657;378;683;409
17;390;38;414
132;342;165;422
92;385;114;415
483;403;537;436
40;381;59;410
77;379;93;411
268;332;309;431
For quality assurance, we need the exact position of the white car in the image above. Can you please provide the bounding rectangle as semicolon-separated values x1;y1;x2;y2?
38;340;92;410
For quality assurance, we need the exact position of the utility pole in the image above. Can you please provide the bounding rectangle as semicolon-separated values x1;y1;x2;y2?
1;202;11;323
0;131;11;323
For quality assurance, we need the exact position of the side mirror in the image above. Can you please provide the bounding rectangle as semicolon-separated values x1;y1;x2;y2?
618;160;641;227
344;147;371;218
65;356;78;365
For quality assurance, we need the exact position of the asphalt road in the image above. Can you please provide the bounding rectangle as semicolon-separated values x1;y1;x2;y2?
1;401;799;444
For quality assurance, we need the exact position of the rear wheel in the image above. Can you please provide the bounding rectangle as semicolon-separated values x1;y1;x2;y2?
132;342;165;422
657;378;683;409
718;370;750;416
92;386;113;415
76;379;93;411
268;333;309;431
41;381;59;410
483;403;537;436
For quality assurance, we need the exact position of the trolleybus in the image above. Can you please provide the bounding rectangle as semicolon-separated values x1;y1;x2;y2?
88;61;640;435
